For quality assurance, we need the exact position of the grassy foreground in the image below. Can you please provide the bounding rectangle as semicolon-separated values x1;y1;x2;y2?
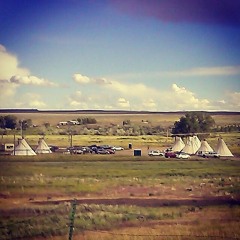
0;156;240;239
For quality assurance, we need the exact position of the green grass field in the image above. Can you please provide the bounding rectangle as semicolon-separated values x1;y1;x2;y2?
0;111;240;239
0;156;239;240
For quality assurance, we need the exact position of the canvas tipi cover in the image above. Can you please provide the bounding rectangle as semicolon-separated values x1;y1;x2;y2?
182;136;199;155
14;138;36;156
172;137;185;152
35;138;52;154
193;136;201;150
216;138;233;157
197;139;213;152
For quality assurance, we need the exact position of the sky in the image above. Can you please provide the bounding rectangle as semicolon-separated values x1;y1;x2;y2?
0;0;240;111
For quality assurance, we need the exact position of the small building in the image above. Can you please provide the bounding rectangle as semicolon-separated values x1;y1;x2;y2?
0;143;14;155
0;143;14;152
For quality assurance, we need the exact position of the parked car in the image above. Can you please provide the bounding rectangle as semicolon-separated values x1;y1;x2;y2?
96;148;110;154
49;145;59;152
106;149;115;154
81;146;94;154
72;149;84;154
198;151;220;158
100;145;112;149
176;152;190;159
148;150;164;156
63;150;71;154
112;146;124;151
165;152;177;158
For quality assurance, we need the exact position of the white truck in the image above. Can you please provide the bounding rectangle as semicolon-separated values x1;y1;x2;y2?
197;151;220;158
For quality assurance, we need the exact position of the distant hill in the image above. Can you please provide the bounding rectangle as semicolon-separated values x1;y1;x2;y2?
0;109;239;115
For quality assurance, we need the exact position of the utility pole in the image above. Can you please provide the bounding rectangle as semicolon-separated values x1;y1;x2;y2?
13;134;16;156
20;120;23;139
68;199;77;240
70;133;73;148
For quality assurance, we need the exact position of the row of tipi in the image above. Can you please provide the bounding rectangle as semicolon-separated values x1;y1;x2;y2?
172;136;233;157
13;138;52;156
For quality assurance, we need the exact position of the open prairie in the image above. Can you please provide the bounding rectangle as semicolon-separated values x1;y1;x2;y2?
0;154;240;239
1;111;240;127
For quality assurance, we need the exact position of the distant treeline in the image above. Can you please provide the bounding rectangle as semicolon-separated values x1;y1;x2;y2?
0;113;239;136
0;109;240;115
213;125;240;132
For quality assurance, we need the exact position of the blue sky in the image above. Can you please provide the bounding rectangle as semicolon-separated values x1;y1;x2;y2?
0;0;240;111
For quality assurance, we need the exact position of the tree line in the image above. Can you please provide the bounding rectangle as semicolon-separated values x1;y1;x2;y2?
0;112;238;135
172;112;216;134
0;115;32;130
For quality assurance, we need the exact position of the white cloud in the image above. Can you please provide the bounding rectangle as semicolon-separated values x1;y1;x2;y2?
70;73;215;111
68;90;93;109
142;99;157;110
69;100;82;107
104;79;158;99
225;92;240;109
73;73;91;84
108;65;240;81
211;92;240;111
0;82;19;108
67;79;240;111
29;100;46;108
171;66;240;77
0;44;58;109
170;84;210;110
15;93;46;108
0;44;58;88
73;73;112;85
117;98;130;109
0;44;30;80
10;75;57;87
218;100;226;104
94;78;112;85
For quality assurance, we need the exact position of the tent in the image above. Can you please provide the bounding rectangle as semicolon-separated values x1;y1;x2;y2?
197;139;214;153
216;138;233;157
182;136;199;155
35;138;52;154
193;135;201;150
172;137;185;152
13;138;36;156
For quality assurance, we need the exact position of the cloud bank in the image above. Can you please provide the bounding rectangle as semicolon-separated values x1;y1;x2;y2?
0;44;57;108
73;73;111;85
72;72;240;111
10;75;57;87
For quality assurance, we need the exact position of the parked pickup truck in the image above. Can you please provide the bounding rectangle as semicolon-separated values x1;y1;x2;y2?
197;151;220;158
148;150;164;156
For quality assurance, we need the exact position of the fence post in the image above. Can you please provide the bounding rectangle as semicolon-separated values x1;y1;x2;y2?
68;199;77;240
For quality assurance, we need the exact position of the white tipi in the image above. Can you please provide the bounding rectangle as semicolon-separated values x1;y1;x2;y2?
35;138;52;154
193;135;201;150
216;138;233;157
14;138;36;156
172;137;185;152
197;139;214;153
182;136;199;155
